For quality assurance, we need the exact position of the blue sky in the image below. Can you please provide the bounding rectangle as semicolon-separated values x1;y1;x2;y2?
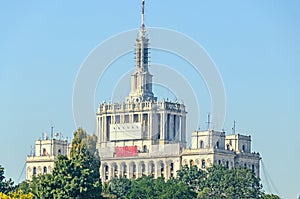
0;1;299;198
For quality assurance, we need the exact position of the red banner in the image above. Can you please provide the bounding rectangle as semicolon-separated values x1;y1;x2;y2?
116;146;138;157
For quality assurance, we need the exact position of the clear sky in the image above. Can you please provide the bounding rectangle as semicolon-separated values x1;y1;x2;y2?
0;1;299;198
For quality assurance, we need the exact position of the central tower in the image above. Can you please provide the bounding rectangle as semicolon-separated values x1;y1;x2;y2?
97;0;187;182
127;0;156;103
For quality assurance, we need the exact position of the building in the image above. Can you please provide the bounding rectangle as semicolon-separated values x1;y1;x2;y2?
181;130;260;177
26;132;70;181
96;0;260;182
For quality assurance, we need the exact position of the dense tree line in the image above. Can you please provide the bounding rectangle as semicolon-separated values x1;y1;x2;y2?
0;128;280;199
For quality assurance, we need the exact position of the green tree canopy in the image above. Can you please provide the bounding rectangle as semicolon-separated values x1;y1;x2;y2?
0;165;14;194
28;128;102;199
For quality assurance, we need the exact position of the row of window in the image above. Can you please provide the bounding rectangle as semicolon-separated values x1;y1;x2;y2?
32;166;47;175
103;162;174;180
199;141;247;152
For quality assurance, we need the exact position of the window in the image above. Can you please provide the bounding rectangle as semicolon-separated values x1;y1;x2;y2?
134;114;139;122
200;141;204;148
216;141;219;149
218;160;221;165
160;163;164;177
124;115;129;123
201;160;206;168
143;145;147;152
115;115;120;123
226;161;229;169
170;163;174;177
150;163;155;177
33;167;37;175
252;164;255;173
43;148;47;156
132;164;136;179
43;166;47;174
58;149;61;155
105;165;109;173
226;144;230;150
123;165;127;178
190;160;194;166
141;164;146;176
242;145;245;152
114;165;118;178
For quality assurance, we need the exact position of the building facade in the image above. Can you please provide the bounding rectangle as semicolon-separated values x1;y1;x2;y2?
96;1;260;182
26;133;70;181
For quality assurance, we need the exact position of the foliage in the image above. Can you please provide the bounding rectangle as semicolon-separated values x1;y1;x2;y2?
127;176;155;199
159;178;197;199
177;165;205;192
0;165;14;194
196;165;263;198
0;190;33;199
128;176;196;199
262;193;281;199
28;128;102;199
109;177;132;199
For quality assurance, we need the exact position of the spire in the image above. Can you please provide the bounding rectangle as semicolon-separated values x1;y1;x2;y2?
141;0;145;27
126;0;156;103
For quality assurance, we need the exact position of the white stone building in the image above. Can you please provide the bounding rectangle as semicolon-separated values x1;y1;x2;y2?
26;133;70;181
96;0;260;182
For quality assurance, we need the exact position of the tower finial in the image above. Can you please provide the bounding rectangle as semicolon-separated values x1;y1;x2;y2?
141;0;145;27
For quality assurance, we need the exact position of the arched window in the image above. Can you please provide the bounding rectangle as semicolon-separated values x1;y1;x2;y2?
141;163;146;176
216;141;219;149
104;165;109;180
201;160;206;168
190;159;194;166
33;167;37;175
123;164;127;178
143;145;147;152
150;163;155;177
132;163;136;178
170;163;174;177
218;160;221;165
252;164;255;173
160;163;164;177
43;166;47;174
114;165;118;178
226;161;229;169
200;141;204;149
242;145;245;152
105;165;109;173
58;149;61;155
226;144;230;150
43;148;47;156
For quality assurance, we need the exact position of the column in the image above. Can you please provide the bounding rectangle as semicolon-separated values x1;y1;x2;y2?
160;113;166;145
181;115;186;143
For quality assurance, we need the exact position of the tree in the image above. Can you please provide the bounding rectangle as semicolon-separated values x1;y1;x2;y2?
160;178;197;199
127;176;196;199
177;165;205;192
262;193;281;199
0;165;14;194
197;165;263;198
109;177;132;199
127;176;156;199
0;190;33;199
28;128;102;199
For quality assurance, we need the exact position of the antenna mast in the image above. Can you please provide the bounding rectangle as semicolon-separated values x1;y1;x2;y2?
51;125;54;139
232;120;236;134
141;0;145;27
206;113;211;130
